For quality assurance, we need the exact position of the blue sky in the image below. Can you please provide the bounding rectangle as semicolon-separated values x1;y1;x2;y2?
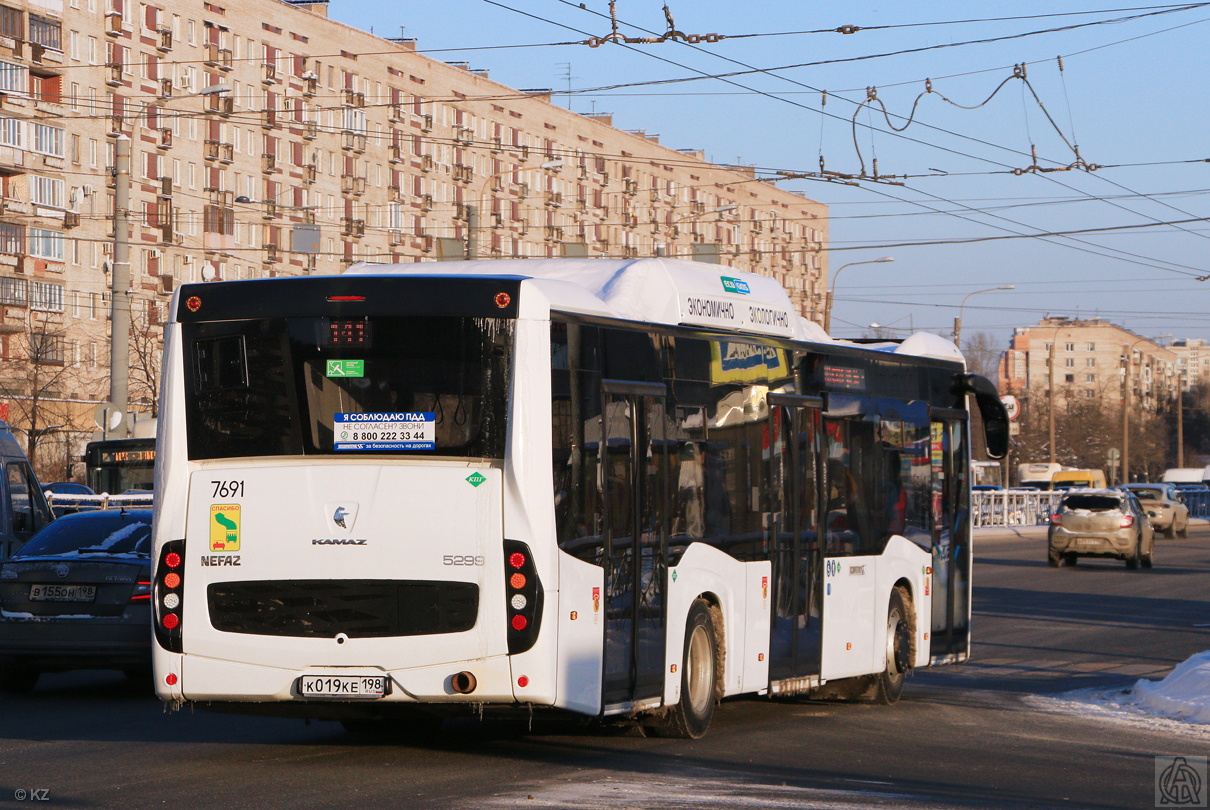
326;1;1210;345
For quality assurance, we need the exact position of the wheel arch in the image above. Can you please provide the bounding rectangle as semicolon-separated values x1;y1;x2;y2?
891;577;917;668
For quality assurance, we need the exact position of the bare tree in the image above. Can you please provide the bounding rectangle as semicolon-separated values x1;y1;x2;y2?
0;317;101;477
960;331;1001;380
128;296;164;418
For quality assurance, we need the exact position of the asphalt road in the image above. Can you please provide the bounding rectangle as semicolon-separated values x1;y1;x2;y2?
1;525;1207;809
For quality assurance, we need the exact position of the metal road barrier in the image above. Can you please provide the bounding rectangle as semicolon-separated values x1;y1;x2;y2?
971;490;1063;528
973;487;1210;527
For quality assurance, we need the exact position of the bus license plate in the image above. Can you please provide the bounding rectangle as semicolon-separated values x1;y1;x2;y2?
30;584;96;602
298;675;388;699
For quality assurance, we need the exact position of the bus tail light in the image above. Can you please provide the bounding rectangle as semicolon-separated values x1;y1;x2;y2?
503;540;542;655
154;540;185;652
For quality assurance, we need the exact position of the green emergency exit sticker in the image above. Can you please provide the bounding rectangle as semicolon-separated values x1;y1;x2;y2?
326;359;365;378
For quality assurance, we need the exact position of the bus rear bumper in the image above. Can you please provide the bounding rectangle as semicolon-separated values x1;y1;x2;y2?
166;653;523;709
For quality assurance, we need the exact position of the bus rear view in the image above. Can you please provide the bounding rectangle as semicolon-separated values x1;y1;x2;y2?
152;277;524;716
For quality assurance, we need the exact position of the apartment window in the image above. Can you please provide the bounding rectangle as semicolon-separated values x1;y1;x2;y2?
1087;343;1096;351
32;123;64;157
30;279;64;311
0;6;21;40
1085;389;1096;399
0;222;21;255
0;276;24;304
1085;358;1096;367
1064;358;1075;368
1064;342;1075;352
30;331;65;364
29;16;61;51
1086;374;1096;383
0;116;21;147
0;60;28;94
28;228;64;260
30;176;65;208
1065;374;1075;383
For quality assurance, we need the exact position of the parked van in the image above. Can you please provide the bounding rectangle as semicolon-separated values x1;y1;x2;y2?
0;421;52;560
1162;468;1206;484
1051;468;1108;490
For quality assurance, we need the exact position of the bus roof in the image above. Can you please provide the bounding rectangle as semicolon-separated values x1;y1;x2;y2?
345;259;964;364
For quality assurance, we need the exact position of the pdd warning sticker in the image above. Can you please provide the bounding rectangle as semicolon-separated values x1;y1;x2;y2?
210;504;241;551
333;412;436;451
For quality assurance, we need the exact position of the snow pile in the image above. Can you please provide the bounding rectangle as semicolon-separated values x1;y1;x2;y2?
1133;651;1210;724
1030;651;1210;735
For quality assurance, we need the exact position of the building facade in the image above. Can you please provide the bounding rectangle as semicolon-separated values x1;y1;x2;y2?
0;0;829;477
1169;338;1209;392
998;316;1179;410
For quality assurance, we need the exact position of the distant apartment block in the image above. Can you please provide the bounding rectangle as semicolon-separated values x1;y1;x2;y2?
0;0;829;458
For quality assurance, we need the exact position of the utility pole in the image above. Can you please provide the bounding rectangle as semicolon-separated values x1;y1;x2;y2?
108;134;132;438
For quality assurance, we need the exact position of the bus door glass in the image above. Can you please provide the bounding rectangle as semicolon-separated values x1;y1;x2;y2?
767;395;823;680
929;410;971;661
601;380;669;707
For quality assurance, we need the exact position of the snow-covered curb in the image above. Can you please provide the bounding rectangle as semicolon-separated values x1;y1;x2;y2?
1027;651;1210;737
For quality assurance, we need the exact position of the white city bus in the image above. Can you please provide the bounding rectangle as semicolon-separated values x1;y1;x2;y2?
151;258;1007;738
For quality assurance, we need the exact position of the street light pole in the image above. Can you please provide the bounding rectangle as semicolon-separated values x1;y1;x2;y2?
823;255;893;334
467;159;563;259
952;284;1014;346
109;84;230;438
1121;333;1170;484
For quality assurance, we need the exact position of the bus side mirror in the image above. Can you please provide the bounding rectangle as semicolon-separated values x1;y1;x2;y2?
954;373;1009;460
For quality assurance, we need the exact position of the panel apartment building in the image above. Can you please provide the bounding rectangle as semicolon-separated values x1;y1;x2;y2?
0;0;829;475
997;316;1179;411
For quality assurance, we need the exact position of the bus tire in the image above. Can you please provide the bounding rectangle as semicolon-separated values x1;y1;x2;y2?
651;599;721;739
873;588;912;705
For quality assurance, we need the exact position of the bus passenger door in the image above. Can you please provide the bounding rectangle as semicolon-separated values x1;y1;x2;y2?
601;381;669;709
767;395;824;681
929;411;971;663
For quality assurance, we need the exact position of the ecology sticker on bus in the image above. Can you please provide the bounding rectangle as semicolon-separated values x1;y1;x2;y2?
720;276;751;295
333;412;436;451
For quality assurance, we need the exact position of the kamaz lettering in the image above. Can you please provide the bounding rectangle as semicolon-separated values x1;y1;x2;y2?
312;538;368;545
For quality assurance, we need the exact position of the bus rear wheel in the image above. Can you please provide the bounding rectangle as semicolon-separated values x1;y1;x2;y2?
651;599;721;739
873;588;912;705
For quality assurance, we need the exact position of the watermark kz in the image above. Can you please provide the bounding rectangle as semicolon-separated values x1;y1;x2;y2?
1156;756;1207;808
12;788;50;802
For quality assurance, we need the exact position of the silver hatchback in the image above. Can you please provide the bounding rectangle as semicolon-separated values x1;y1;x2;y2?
1048;488;1155;569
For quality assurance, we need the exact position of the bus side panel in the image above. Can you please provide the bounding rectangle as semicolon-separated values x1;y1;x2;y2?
741;560;772;694
554;552;604;715
819;555;878;680
501;316;563;708
876;536;933;671
665;544;747;701
153;320;188;704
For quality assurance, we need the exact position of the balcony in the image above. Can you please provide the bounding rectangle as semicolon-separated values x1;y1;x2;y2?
204;140;234;164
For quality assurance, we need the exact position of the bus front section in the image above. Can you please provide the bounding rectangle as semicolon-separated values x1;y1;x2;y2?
152;277;541;718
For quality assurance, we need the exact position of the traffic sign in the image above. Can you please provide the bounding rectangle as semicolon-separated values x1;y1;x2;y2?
93;403;123;431
1001;395;1020;421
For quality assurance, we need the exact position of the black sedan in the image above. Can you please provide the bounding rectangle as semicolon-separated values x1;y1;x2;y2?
0;509;153;691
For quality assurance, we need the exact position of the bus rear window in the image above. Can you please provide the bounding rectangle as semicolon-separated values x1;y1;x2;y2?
182;316;512;461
